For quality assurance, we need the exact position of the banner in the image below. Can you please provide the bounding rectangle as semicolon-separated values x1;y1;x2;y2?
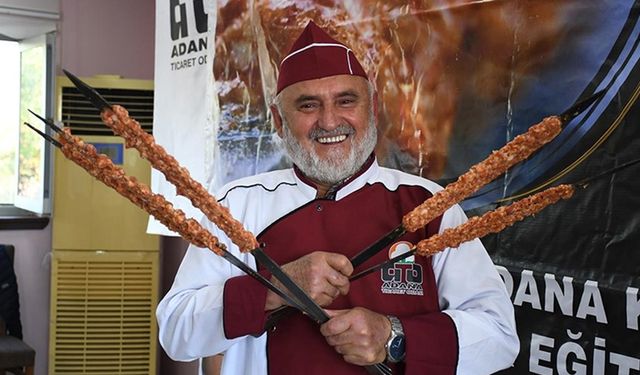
481;4;640;373
149;0;218;235
155;0;640;372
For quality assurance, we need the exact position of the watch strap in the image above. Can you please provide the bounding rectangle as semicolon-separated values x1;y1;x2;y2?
385;315;405;363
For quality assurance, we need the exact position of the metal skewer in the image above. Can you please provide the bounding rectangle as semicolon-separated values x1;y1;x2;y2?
63;69;111;110
573;158;640;188
27;109;63;133
557;90;605;124
23;122;62;147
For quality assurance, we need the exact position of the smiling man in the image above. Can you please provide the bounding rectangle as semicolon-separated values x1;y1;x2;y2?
157;21;519;375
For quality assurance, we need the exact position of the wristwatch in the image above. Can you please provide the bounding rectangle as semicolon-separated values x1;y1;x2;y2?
385;315;406;363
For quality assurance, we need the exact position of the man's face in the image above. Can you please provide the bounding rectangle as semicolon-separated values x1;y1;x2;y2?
272;75;378;185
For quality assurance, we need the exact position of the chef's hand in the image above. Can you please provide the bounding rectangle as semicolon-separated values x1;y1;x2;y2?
320;307;390;366
265;251;353;310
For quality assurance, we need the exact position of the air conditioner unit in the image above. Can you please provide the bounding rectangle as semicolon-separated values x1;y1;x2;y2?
50;75;159;374
49;250;158;375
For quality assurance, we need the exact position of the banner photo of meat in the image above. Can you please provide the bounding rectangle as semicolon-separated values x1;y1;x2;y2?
212;1;630;199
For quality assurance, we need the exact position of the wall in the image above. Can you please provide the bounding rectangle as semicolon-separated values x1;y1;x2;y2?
0;225;52;374
59;0;155;80
58;2;199;374
0;1;156;374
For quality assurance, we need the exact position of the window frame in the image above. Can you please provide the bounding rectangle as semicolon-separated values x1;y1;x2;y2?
0;31;55;229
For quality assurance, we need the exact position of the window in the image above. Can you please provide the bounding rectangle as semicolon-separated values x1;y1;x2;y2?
0;32;55;221
0;40;19;205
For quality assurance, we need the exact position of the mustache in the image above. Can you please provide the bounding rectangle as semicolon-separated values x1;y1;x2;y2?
309;124;355;139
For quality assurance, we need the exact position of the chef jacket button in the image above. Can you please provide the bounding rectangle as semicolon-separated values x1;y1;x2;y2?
316;204;323;212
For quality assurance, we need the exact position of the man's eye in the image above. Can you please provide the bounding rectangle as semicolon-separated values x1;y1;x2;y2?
339;98;356;106
299;103;317;110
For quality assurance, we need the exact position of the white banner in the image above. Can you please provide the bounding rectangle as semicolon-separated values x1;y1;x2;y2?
148;0;218;235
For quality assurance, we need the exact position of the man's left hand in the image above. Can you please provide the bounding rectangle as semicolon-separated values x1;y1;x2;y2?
320;307;391;366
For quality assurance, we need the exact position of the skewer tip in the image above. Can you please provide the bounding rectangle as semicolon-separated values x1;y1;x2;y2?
573;157;640;188
28;109;63;133
62;69;112;111
23;122;62;148
559;90;605;125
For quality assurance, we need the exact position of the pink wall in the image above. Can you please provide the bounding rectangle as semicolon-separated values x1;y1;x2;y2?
0;1;155;374
0;225;52;375
59;0;155;80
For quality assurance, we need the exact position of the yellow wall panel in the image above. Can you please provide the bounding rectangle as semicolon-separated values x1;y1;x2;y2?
49;250;158;375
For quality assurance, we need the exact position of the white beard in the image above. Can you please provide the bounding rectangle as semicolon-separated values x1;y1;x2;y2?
280;117;378;186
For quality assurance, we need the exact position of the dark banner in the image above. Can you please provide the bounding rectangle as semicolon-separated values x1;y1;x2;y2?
212;1;640;373
483;3;640;373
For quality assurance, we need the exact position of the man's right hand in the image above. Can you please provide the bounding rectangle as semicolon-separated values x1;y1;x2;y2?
265;251;353;311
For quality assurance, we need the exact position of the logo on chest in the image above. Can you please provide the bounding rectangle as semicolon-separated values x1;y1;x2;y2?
380;241;424;296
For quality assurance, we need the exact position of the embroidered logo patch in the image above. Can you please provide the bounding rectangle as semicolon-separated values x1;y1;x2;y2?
380;241;424;296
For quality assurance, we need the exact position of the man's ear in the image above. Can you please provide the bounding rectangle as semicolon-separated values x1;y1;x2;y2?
270;104;284;138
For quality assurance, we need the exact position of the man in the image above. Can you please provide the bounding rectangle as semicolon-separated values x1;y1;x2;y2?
157;21;518;375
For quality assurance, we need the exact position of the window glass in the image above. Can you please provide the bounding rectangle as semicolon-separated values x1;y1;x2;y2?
17;43;46;202
0;41;20;204
0;33;53;215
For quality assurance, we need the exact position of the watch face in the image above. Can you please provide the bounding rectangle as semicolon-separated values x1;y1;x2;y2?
389;336;406;360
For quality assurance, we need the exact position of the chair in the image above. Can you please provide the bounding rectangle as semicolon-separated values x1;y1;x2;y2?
0;245;35;375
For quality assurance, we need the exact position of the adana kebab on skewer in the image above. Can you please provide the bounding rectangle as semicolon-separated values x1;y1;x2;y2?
23;119;314;317
30;115;639;286
351;184;574;281
416;185;574;255
350;157;640;281
350;91;604;267
403;119;563;231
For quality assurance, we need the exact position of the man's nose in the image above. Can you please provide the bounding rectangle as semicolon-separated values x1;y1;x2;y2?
318;106;340;130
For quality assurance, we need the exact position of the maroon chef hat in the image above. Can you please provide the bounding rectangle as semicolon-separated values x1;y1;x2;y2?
276;21;368;94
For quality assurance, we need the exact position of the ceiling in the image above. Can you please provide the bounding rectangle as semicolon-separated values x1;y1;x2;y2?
0;2;59;41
